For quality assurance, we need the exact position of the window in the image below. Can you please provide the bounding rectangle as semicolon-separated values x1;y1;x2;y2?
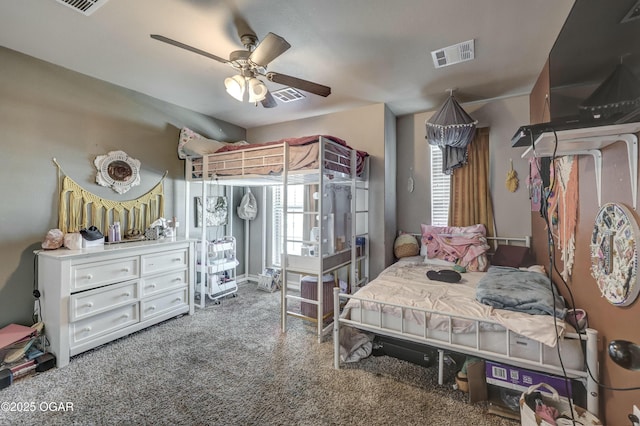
272;185;305;266
430;145;450;226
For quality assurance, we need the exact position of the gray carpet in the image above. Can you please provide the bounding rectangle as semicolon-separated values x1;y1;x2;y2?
0;284;517;425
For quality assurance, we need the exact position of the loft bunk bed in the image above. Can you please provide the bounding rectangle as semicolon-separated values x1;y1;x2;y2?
181;130;370;340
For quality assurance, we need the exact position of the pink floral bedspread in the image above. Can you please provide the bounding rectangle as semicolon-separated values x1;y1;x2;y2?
423;232;490;271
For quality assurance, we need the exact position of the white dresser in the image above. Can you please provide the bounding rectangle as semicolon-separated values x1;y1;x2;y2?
36;238;194;367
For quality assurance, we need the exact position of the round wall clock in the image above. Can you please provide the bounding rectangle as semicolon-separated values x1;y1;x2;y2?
94;150;141;194
590;202;640;306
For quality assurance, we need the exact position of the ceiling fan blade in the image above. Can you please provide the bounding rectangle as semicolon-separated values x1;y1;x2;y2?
249;33;291;67
261;91;278;108
233;14;258;47
150;34;229;65
266;72;331;97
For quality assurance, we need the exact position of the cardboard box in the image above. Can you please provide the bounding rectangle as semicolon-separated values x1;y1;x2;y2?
466;359;488;403
485;361;573;398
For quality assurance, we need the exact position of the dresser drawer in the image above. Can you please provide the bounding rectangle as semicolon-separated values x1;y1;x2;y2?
141;249;187;276
69;280;138;322
71;258;139;291
69;304;139;347
140;288;188;321
141;270;187;297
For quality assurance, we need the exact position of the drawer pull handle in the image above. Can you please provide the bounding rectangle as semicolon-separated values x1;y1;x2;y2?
86;274;93;280
83;327;92;332
122;292;131;297
85;302;94;308
122;267;130;272
148;283;157;288
173;278;182;282
173;258;182;261
173;297;182;303
148;306;156;311
121;314;129;319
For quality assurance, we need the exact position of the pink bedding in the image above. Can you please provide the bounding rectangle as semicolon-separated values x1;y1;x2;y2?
421;224;490;271
423;233;490;271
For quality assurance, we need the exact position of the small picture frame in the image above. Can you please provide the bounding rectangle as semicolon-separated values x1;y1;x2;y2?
195;196;228;227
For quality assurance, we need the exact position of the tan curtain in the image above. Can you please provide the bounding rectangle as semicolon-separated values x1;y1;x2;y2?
449;127;495;238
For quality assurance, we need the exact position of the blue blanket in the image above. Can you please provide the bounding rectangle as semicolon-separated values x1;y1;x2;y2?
476;266;566;318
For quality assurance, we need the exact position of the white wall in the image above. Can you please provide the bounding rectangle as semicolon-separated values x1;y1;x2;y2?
396;95;533;238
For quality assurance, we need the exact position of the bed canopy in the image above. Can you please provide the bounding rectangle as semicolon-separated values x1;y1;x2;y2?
426;93;478;174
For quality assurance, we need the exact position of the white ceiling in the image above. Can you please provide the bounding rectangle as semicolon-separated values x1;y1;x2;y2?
0;0;575;129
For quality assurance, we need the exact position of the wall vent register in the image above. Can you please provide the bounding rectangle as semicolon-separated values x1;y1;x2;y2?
54;0;108;16
431;39;475;69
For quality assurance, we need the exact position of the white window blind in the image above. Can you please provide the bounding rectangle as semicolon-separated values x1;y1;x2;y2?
430;146;450;226
272;185;305;266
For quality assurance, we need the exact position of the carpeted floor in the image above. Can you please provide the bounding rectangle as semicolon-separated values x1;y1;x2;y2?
0;283;518;425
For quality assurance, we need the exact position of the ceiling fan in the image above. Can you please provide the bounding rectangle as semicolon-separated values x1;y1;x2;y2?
150;26;331;108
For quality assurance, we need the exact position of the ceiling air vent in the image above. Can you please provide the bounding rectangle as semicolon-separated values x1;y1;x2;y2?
431;39;475;69
271;87;306;103
54;0;108;16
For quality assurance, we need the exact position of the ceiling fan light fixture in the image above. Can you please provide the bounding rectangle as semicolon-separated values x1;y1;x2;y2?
224;75;246;102
248;77;268;103
151;29;331;108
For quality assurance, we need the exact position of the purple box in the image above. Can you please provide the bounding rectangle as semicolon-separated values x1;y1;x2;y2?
485;361;572;398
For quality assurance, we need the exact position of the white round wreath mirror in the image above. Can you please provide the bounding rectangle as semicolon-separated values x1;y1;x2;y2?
94;150;141;194
590;202;640;306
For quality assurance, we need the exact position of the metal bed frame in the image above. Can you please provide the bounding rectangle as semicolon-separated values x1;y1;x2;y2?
331;236;600;416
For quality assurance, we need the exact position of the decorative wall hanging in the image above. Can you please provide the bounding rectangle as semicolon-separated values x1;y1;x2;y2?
195;196;228;227
527;157;542;212
547;156;579;281
54;158;165;236
590;202;640;306
505;159;519;193
407;167;415;193
94;150;141;194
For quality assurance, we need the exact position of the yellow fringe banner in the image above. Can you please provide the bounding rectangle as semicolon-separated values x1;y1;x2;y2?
58;175;165;235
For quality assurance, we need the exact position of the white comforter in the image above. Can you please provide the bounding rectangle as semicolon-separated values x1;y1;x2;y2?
343;260;566;347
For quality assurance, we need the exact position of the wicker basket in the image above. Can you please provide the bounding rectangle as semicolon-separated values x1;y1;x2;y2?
394;234;419;258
